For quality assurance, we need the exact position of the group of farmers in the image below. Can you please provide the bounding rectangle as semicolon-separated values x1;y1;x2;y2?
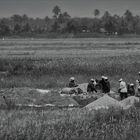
68;72;140;100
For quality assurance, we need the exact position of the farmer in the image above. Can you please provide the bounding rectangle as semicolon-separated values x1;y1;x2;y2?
118;78;128;100
99;76;110;93
99;76;105;92
127;83;135;96
103;77;110;93
87;79;97;93
68;77;78;88
135;72;140;95
136;86;140;97
138;71;140;81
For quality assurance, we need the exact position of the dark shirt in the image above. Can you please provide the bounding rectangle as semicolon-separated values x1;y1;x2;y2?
99;79;110;93
69;81;78;88
87;82;97;93
104;81;110;93
128;85;135;96
99;79;105;92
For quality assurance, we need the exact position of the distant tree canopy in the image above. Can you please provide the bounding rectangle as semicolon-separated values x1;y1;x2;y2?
0;6;140;37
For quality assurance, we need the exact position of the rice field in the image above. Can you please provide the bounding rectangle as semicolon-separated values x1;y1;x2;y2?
0;37;140;90
0;37;140;140
1;38;140;58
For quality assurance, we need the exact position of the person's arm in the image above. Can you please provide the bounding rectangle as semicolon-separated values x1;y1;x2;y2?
120;83;124;89
87;84;90;92
108;82;110;92
93;87;97;93
92;84;97;93
74;83;78;87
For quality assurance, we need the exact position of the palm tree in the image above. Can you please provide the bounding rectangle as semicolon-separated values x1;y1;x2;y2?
94;9;100;18
52;5;61;19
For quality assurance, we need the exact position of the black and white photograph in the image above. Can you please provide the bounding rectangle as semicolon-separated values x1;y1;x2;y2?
0;0;140;140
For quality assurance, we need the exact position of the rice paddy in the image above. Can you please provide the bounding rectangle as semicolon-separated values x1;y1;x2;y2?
0;37;140;140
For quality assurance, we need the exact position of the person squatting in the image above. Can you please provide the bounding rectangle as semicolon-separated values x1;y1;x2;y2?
68;72;140;100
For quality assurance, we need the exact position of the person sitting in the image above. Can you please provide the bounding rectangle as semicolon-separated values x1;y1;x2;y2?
68;77;78;88
118;78;128;100
87;79;97;93
127;83;135;96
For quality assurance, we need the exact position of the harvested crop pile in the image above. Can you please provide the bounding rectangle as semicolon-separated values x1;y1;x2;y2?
0;87;79;109
60;83;88;95
60;87;77;95
108;91;120;100
120;96;140;109
73;92;104;106
73;94;97;106
77;83;88;93
85;94;122;110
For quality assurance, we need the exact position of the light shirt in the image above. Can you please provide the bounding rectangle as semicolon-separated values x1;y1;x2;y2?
120;81;127;93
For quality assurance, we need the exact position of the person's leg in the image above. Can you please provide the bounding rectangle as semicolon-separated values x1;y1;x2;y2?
125;92;128;98
122;93;127;100
122;93;125;100
120;92;123;100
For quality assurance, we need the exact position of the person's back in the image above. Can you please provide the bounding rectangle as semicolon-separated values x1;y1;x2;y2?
69;81;78;88
104;80;110;93
99;77;106;92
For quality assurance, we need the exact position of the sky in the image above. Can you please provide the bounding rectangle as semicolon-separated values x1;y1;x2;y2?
0;0;140;18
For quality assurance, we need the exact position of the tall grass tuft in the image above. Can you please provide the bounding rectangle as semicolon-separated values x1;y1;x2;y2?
0;108;139;140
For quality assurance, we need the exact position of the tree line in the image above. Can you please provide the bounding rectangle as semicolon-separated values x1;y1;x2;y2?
0;5;140;37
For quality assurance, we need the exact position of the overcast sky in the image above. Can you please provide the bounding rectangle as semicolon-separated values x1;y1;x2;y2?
0;0;140;18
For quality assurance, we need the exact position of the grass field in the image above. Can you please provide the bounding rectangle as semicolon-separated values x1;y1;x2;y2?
0;38;140;140
0;107;140;140
0;38;140;91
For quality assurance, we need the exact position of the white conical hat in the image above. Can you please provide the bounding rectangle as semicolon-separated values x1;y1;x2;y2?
130;83;134;86
70;77;75;81
119;78;123;82
104;77;108;80
90;78;94;81
101;76;105;79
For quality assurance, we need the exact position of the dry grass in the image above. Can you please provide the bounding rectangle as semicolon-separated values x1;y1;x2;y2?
0;108;139;140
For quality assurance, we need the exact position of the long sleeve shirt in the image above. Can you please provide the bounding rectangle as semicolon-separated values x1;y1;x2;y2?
119;81;127;93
